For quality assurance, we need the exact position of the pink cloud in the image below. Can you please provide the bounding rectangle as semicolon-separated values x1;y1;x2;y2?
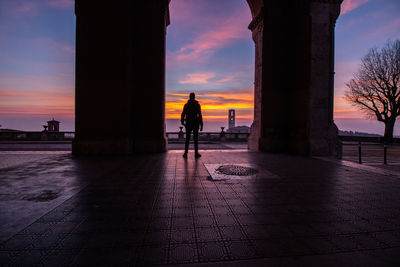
367;18;400;39
215;76;234;83
334;60;359;92
0;1;38;17
167;3;251;67
333;60;362;119
0;72;73;93
179;72;216;84
47;0;74;9
341;0;368;15
169;19;250;65
30;37;75;55
15;2;37;14
169;0;204;22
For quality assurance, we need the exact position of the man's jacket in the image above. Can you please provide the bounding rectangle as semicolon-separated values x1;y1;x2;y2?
181;100;203;128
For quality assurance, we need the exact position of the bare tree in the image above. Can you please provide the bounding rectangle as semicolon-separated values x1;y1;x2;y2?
345;40;400;141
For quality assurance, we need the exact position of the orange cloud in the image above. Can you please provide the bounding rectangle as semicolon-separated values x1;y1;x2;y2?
341;0;368;15
179;72;215;84
0;71;74;119
334;94;366;119
0;89;74;118
166;88;254;121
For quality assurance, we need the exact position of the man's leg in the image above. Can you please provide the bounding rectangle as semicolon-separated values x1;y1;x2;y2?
184;127;192;157
193;127;201;157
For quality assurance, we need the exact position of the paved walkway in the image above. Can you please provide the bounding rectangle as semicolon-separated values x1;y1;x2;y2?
1;151;400;266
0;141;248;152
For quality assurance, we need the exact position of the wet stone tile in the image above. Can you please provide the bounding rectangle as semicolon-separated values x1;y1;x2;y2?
41;249;80;266
242;225;270;240
193;216;217;228
250;239;290;258
225;240;258;260
59;233;91;249
198;241;228;262
170;228;196;244
135;245;168;266
219;226;247;241
148;217;170;230
7;250;44;266
143;229;170;245
195;227;222;243
73;247;136;266
214;215;239;227
3;151;400;265
171;216;194;229
168;243;198;264
2;234;37;250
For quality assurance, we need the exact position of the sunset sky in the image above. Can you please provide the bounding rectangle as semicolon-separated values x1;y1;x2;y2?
0;0;399;134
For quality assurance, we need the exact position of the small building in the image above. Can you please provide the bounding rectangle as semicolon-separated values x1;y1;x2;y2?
226;126;250;133
47;118;60;132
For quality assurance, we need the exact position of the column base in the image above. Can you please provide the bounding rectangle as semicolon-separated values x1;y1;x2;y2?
252;123;342;157
72;138;133;155
309;122;342;158
248;121;260;151
133;136;167;152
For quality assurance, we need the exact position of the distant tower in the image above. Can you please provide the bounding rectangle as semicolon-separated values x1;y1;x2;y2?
47;118;60;132
228;109;235;129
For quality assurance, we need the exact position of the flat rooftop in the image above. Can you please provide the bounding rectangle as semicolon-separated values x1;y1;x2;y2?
1;150;400;266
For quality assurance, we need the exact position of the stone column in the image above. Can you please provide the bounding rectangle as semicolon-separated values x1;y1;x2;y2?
73;1;134;154
308;1;342;156
248;1;342;156
248;8;264;151
253;2;309;154
73;0;169;154
131;0;169;152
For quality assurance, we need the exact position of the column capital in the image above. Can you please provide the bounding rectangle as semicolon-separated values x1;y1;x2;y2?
248;7;264;32
310;0;341;24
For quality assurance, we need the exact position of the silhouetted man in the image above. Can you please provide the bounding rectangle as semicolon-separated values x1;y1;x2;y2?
181;92;203;158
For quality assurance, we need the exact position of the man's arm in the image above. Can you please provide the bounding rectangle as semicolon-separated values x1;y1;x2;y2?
181;104;187;126
198;104;203;131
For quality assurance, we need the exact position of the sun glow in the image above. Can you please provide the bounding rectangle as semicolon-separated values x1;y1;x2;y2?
166;89;254;120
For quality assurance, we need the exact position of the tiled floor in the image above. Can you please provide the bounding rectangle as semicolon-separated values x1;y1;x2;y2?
1;150;400;266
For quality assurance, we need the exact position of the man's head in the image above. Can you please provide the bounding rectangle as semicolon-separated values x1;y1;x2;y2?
189;92;195;100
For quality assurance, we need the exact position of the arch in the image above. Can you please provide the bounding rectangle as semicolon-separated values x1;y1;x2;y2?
73;0;343;156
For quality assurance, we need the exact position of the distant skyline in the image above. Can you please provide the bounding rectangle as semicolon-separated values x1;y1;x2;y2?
0;0;400;134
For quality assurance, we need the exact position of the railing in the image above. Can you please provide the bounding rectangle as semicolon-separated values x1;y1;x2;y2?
338;136;400;165
0;131;249;142
339;135;400;143
0;131;75;141
341;141;400;165
166;132;250;142
3;131;398;145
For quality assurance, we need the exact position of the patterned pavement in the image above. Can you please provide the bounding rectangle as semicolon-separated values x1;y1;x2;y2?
1;150;400;266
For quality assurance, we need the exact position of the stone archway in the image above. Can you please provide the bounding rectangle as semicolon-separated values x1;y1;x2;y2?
72;0;342;156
